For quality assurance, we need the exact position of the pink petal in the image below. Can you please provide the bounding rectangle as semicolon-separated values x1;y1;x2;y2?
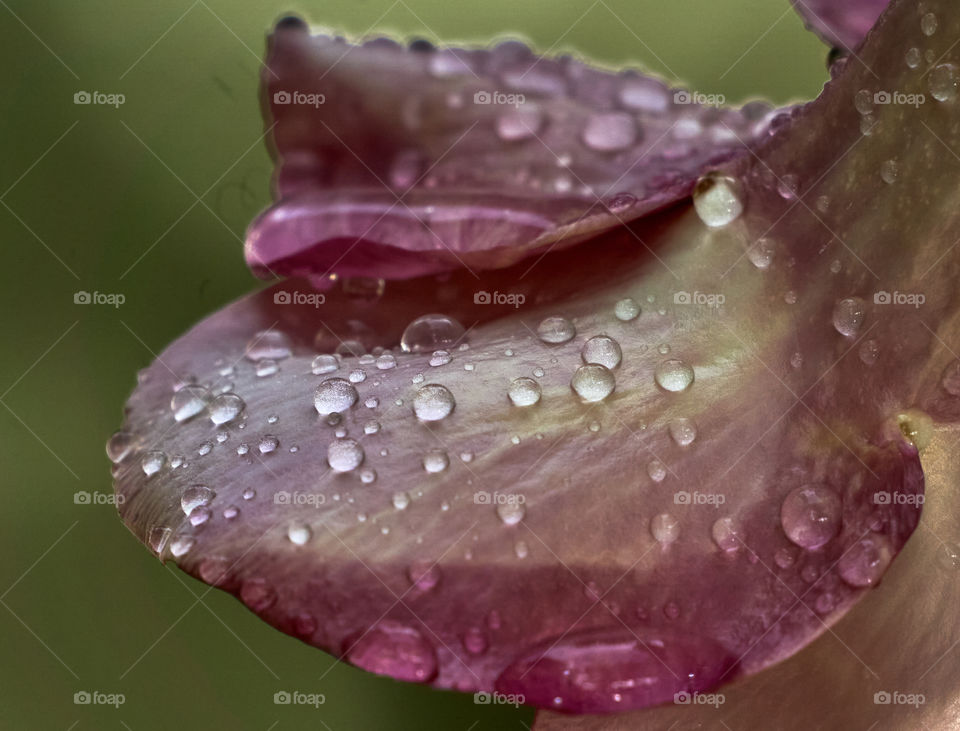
245;19;781;287
791;0;890;51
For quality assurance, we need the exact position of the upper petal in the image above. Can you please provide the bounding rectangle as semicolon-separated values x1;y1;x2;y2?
791;0;889;51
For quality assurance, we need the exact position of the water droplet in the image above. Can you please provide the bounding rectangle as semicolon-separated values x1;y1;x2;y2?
582;112;637;152
189;507;211;526
142;451;166;476
668;418;698;447
859;338;880;366
462;627;489;655
348;368;366;383
605;192;637;214
181;485;215;516
880;159;899;184
894;409;934;450
169;535;194;558
360;467;377;484
242;488;256;500
693;172;743;228
929;63;959;103
537;316;576;344
650;513;679;544
312;354;339;375
780;484;842;549
106;431;133;463
747;238;775;269
393;492;410;510
327;438;364;472
711;517;741;552
654;359;695;392
837;535;892;587
258;435;279;454
314;377;359;415
376;353;397;370
905;47;922;69
197;441;213;456
148;526;171;554
614;298;641;321
941;359;960;395
345;621;438;683
209;393;245;425
363;420;381;435
921;11;938;36
171;385;210;422
413;384;456;421
429;350;451;367
647;460;667;482
422;449;449;473
774;546;796;569
255;359;279;377
571;364;616;402
508;377;542;407
287;522;312;546
854;89;874;115
240;577;277;611
246;330;292;361
581;335;622;369
495;104;543;141
407;560;441;591
497;500;526;526
401;313;465;353
832;297;867;337
223;506;239;520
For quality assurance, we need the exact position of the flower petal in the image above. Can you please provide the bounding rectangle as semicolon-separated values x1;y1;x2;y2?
791;0;889;51
246;19;780;287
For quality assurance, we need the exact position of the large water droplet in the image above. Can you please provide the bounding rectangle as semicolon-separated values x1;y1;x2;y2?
654;359;694;392
929;63;959;103
921;11;938;36
582;112;637;152
537;316;576;344
832;297;867;337
245;330;292;361
314;377;359;415
142;451;166;476
181;485;215;516
581;335;622;369
837;535;892;587
650;513;679;544
508;377;542;407
693;172;743;228
401;314;465;353
413;384;455;421
171;385;210;422
327;438;364;472
571;364;616;402
780;484;842;549
209;393;245;425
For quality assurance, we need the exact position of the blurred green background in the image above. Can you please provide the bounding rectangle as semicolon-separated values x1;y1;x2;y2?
0;1;826;728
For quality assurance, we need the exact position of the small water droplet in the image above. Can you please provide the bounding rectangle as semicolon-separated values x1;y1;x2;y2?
780;484;842;549
181;485;215;516
258;435;279;454
508;377;542;407
327;438;364;472
106;431;133;463
393;492;410;510
581;335;622;369
693;172;743;228
462;627;489;655
407;560;441;591
921;11;938;36
837;535;892;587
668;418;698;447
929;63;959;103
401;314;466;353
413;384;456;421
650;513;679;544
422;449;449;473
497;500;526;526
647;460;667;482
582;111;637;152
654;359;695;392
537;316;576;344
711;517;741;552
287;522;312;546
571;364;616;402
905;47;922;69
171;385;210;422
429;350;451;367
314;377;359;415
614;298;641;321
246;330;292;361
832;297;867;337
880;159;899;184
311;354;339;375
495;104;543;141
142;451;166;476
240;577;277;611
169;534;195;558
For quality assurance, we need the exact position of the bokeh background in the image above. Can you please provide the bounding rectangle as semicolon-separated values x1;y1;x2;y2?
0;1;827;728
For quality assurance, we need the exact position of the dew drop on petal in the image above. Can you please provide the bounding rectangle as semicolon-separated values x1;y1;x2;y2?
181;485;215;516
245;330;292;361
668;418;698;447
650;513;679;544
537;316;576;344
393;492;411;510
693;172;743;228
106;431;133;463
614;298;640;321
581;335;622;369
209;393;245;425
312;354;339;375
582;111;637;152
141;451;166;476
258;435;279;454
422;449;449;473
400;314;466;353
654;359;695;392
495;104;543;141
647;460;667;483
508;377;542;407
314;377;359;415
171;385;210;422
838;535;892;587
571;364;616;402
880;159;899;184
287;522;312;546
711;517;741;552
497;501;526;526
780;484;842;549
327;438;364;472
413;384;455;421
832;298;867;337
921;12;938;36
929;63;959;103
